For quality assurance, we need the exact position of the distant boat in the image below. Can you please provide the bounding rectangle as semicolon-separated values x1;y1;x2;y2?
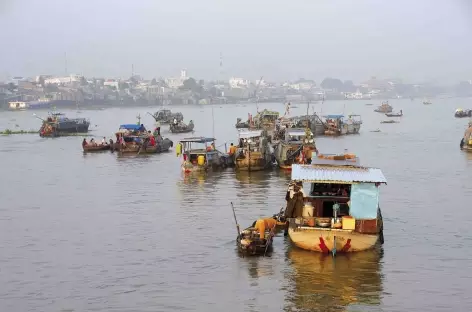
374;101;393;113
385;110;403;117
423;98;432;105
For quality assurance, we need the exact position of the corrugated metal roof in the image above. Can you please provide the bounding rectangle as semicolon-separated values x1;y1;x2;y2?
291;164;387;184
287;129;307;136
238;129;263;139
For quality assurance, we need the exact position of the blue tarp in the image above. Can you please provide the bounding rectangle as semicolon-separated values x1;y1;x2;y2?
120;124;144;131
349;183;379;219
324;114;344;119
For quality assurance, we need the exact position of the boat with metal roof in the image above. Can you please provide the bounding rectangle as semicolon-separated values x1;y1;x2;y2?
176;137;232;172
274;128;317;170
323;114;362;136
234;129;274;171
285;156;387;255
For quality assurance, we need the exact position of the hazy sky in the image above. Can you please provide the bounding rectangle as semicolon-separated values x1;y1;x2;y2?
1;0;471;83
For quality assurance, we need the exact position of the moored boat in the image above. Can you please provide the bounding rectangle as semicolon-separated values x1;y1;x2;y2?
149;109;183;124
286;158;387;254
385;110;403;117
37;112;90;137
169;120;195;133
460;121;472;152
235;117;250;129
323;114;362;135
83;144;110;152
234;129;274;171
274;128;317;170
177;137;232;172
113;124;172;154
455;108;472;118
374;101;393;113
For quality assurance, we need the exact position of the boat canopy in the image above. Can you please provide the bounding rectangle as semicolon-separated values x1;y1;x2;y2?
287;128;307;136
238;129;263;139
119;124;145;131
180;137;215;143
291;164;387;184
324;114;344;119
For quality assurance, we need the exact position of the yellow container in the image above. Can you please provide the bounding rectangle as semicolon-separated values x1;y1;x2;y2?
197;155;205;166
342;216;356;230
469;139;472;145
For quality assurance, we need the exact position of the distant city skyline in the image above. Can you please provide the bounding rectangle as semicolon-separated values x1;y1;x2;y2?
1;0;472;84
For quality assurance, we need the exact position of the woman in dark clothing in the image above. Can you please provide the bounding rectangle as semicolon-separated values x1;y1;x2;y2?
283;182;306;236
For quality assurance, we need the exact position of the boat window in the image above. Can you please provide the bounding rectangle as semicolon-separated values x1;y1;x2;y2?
320;200;350;218
310;183;351;197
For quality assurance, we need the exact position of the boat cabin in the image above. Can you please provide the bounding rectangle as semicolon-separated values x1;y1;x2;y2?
284;128;313;144
238;129;264;151
290;159;387;230
252;109;280;129
9;101;27;110
179;137;220;167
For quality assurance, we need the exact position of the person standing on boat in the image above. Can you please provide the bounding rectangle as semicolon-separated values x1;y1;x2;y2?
82;138;87;148
284;181;306;236
101;137;107;145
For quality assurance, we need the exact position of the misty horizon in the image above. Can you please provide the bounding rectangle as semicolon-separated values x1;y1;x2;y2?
1;0;472;84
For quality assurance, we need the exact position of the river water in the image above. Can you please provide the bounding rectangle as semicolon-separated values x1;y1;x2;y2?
1;99;472;312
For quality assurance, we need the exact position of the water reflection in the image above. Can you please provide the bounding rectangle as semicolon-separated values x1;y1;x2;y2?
241;257;276;280
285;247;383;312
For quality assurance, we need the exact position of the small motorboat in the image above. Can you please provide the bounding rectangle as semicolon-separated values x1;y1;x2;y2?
380;120;399;124
370;129;381;132
385;110;403;117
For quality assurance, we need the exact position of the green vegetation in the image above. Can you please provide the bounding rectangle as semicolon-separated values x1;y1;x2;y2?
1;129;38;135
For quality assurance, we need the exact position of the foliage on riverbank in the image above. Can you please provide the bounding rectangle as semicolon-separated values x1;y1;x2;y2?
1;129;38;135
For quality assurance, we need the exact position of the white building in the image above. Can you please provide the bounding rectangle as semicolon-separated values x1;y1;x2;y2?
229;77;249;88
44;74;82;85
165;69;188;89
104;79;120;90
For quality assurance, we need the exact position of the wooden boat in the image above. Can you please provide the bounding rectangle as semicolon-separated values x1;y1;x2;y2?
455;108;472;118
274;128;317;170
237;225;274;256
177;137;232;173
286;114;326;136
83;144;110;152
37;112;90;137
385;110;403;117
461;124;472;152
169;120;195;133
286;158;387;254
148;109;183;124
114;123;172;154
323;114;362;135
374;101;393;113
234;129;274;171
235;109;280;133
380;120;398;124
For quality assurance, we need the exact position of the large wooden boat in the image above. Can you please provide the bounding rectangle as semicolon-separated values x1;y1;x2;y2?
114;124;172;154
177;137;232;173
286;114;326;136
37;112;90;137
286;158;387;254
374;101;393;113
169;120;195;133
235;109;280;132
274;128;317;170
323;114;362;136
234;129;274;171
